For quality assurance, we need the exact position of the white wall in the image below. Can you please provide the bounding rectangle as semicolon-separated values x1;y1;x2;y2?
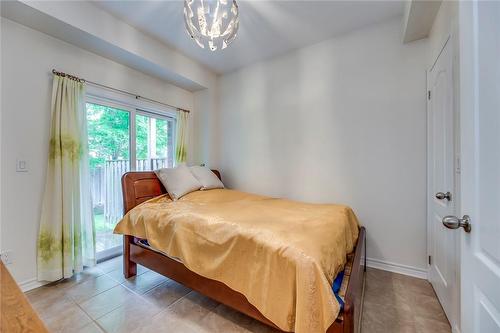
0;18;196;286
193;87;220;168
216;18;429;273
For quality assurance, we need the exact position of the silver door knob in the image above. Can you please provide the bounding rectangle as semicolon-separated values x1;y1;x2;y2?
435;191;452;201
442;215;471;233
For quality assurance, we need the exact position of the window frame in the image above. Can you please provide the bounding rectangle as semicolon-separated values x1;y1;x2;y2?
85;85;177;261
86;85;177;172
135;108;176;167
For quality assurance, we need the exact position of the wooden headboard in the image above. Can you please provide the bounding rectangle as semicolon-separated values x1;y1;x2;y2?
121;170;221;214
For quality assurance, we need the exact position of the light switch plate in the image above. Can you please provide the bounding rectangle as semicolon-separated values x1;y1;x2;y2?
16;159;28;172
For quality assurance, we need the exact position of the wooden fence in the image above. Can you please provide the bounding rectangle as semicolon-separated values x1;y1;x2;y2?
90;158;169;224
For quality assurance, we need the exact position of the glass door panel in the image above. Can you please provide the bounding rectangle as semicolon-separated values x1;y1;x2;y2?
86;102;130;258
136;112;174;171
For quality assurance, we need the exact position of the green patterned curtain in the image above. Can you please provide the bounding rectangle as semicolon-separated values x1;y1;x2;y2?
37;74;96;281
175;110;189;164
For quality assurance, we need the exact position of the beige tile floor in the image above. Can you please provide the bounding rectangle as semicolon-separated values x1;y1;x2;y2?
26;256;451;333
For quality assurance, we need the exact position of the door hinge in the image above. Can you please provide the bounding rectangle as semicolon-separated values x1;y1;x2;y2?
428;255;432;265
428;90;431;100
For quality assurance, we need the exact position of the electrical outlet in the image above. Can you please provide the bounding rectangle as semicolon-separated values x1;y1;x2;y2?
0;250;14;265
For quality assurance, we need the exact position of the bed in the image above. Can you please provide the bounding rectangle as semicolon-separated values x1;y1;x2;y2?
118;170;366;333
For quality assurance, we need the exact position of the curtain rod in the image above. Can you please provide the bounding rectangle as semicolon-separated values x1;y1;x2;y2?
51;69;190;113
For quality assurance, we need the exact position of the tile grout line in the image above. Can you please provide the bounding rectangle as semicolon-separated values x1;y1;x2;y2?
92;318;108;333
67;276;120;305
76;271;167;323
118;271;167;298
73;285;120;324
65;264;127;327
75;286;111;326
58;290;97;331
162;290;195;310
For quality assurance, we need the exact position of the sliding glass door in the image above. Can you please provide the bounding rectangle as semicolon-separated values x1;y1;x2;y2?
86;97;175;261
87;102;130;259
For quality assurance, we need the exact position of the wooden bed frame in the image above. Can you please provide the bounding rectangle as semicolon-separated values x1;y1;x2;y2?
121;170;366;333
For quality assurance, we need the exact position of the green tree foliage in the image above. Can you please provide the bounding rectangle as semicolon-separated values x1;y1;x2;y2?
136;114;171;159
155;117;172;158
86;103;173;169
86;103;130;168
136;114;148;160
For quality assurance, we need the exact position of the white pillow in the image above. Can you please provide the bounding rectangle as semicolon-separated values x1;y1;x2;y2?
189;166;224;190
154;165;202;200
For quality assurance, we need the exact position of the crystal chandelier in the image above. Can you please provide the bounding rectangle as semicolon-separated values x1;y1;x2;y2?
184;0;239;51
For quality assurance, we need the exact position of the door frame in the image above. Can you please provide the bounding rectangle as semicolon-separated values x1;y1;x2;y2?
85;95;134;262
426;32;462;333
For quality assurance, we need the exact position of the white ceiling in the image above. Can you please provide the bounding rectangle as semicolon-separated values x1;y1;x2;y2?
94;0;404;74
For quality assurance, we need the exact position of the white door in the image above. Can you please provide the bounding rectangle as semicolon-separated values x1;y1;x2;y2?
459;1;500;332
427;37;459;330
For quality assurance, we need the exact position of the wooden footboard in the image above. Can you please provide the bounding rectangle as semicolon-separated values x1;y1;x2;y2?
121;171;366;333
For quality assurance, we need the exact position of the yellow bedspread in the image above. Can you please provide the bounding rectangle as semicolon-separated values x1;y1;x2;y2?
114;189;359;333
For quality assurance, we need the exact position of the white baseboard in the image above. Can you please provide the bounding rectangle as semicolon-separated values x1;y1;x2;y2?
19;278;48;292
366;257;428;280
